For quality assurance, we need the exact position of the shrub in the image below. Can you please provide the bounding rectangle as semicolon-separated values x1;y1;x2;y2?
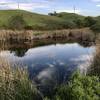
54;71;100;100
90;22;100;32
74;19;84;28
84;16;96;27
8;15;26;30
44;20;76;30
24;25;34;30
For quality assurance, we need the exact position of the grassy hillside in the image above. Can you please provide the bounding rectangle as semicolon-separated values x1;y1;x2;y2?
56;12;84;21
1;10;100;31
0;10;65;30
55;12;85;28
0;10;86;30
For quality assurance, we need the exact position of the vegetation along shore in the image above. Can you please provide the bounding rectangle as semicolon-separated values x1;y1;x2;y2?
0;9;100;100
0;28;95;42
0;10;99;42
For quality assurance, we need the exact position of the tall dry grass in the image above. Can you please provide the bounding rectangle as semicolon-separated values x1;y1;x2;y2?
89;39;100;77
0;30;33;41
0;28;94;41
0;58;43;100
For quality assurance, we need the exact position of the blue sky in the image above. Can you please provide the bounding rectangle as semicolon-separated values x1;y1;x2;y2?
0;0;100;16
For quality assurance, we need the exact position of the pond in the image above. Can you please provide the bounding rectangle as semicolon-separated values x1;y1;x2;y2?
0;39;96;95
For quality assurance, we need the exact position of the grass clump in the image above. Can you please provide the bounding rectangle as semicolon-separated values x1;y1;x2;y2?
8;15;26;30
54;71;100;100
89;40;100;77
0;58;43;100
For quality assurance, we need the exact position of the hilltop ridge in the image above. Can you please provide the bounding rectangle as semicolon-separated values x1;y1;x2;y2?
0;10;98;30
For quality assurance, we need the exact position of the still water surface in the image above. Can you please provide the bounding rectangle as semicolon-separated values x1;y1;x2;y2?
0;40;95;94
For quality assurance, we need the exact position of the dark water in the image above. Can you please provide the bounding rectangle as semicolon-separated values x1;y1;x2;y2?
0;40;95;95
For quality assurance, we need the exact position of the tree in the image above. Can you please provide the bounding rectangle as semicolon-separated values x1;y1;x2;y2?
53;11;57;16
48;11;57;16
74;19;84;28
8;15;26;30
48;13;54;16
84;16;96;27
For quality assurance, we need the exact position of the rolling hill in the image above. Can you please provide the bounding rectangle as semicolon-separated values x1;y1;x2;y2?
56;12;84;20
0;10;63;29
0;10;88;30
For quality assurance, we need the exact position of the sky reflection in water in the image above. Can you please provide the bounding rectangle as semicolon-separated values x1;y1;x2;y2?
0;42;95;92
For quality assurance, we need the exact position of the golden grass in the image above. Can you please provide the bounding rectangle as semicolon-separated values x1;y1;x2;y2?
0;58;43;100
0;28;94;41
89;39;100;77
0;30;33;41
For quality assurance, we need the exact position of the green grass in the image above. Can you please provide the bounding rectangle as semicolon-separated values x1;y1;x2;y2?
0;9;100;32
0;10;64;29
56;12;84;21
54;71;100;100
0;10;85;30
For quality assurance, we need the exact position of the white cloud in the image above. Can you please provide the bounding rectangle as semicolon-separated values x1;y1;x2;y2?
70;54;94;74
0;0;50;11
70;54;93;62
0;3;48;11
0;0;15;3
91;0;100;2
96;4;100;7
37;68;55;81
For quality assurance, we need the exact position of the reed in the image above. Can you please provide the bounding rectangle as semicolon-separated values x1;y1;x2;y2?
0;58;43;100
0;28;94;42
0;30;33;41
89;38;100;77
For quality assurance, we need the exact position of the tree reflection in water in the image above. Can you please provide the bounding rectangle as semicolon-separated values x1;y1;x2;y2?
0;39;93;57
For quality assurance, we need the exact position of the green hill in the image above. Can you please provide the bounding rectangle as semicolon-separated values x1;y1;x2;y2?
0;10;85;30
56;12;84;21
0;10;63;29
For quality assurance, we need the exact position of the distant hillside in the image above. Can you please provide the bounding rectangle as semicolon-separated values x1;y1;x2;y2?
56;12;84;20
0;10;96;30
0;10;64;29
